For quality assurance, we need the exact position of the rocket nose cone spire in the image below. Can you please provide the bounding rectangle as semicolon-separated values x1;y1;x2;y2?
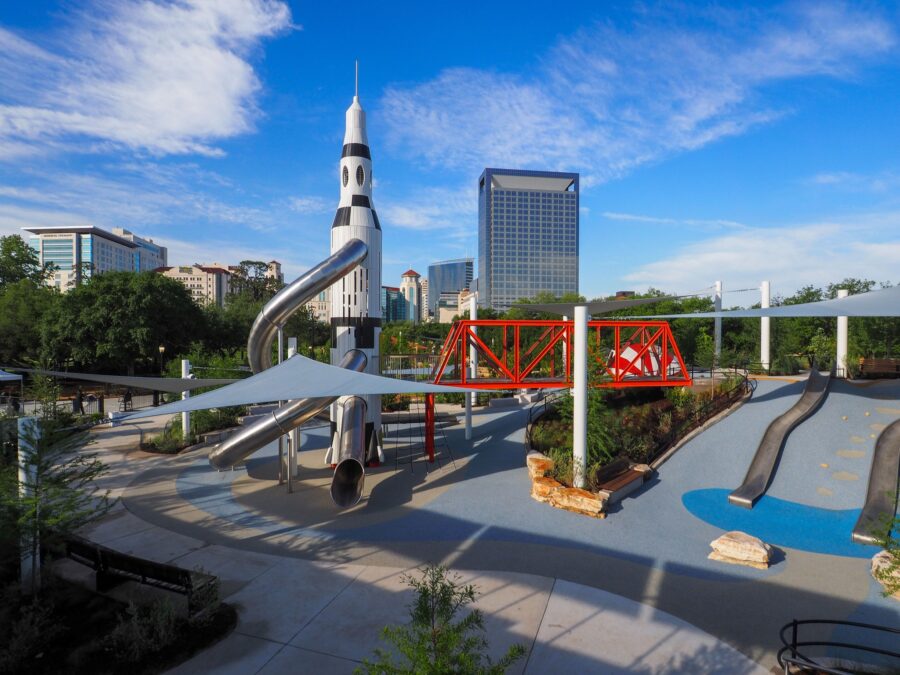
344;61;368;146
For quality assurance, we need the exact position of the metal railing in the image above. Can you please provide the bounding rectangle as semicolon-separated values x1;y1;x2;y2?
778;619;900;674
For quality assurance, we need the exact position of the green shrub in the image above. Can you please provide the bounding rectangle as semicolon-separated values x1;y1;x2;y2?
358;565;525;675
106;599;178;664
0;596;62;674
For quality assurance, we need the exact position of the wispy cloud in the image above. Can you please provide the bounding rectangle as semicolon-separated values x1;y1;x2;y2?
381;4;895;183
0;0;293;160
621;215;899;296
286;196;331;214
602;211;747;230
380;185;476;235
808;170;900;192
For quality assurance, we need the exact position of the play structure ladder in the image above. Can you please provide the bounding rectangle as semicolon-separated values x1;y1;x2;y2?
852;418;900;545
729;367;833;509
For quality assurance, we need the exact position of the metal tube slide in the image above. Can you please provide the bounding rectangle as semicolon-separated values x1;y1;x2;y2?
247;238;368;374
728;367;832;509
330;396;368;508
209;350;367;470
852;418;900;545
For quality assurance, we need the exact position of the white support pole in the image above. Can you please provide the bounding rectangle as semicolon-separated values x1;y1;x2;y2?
465;294;477;440
17;416;39;594
287;338;299;484
713;280;722;360
836;289;849;378
181;359;191;442
573;306;588;489
760;281;770;371
277;327;285;485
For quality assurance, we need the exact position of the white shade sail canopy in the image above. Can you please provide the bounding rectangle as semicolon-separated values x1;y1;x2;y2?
0;369;23;382
123;354;474;420
3;368;238;393
631;285;900;319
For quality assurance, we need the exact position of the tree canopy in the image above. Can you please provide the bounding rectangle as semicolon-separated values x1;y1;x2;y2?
41;272;202;374
0;235;53;289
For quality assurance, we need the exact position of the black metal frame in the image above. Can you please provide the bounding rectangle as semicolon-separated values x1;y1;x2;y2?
778;618;900;674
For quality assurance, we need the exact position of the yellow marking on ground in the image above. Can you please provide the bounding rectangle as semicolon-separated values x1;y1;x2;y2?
870;433;877;439
816;487;834;497
820;463;829;468
870;423;887;431
832;471;859;481
837;449;866;458
865;411;871;417
876;406;900;416
850;435;867;444
842;415;848;421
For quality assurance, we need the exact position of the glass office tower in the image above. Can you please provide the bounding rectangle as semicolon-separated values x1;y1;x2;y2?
427;258;473;319
478;168;579;310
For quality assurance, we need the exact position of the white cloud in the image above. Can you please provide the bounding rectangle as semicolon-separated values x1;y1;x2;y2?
379;185;476;234
287;196;330;214
808;170;900;192
0;0;293;160
621;215;899;297
602;211;747;230
381;4;895;183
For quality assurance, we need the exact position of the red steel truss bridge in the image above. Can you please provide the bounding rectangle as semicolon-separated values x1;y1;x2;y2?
432;319;692;389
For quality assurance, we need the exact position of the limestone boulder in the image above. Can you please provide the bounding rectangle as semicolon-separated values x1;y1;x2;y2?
526;452;555;480
531;476;562;503
871;551;900;601
708;531;772;570
549;487;606;518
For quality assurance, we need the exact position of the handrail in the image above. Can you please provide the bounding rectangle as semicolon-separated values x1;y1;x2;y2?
777;618;900;674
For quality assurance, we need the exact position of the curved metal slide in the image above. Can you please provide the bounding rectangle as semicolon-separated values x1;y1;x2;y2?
209;238;369;471
852;419;900;545
728;368;833;509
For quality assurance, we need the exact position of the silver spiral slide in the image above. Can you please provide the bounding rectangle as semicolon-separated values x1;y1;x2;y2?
208;238;369;471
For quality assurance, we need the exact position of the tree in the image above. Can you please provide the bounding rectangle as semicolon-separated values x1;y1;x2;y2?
0;375;112;595
228;260;282;301
0;235;53;289
358;565;525;674
41;271;202;374
0;280;58;366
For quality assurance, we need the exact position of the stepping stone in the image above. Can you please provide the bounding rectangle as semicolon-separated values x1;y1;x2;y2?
708;531;773;570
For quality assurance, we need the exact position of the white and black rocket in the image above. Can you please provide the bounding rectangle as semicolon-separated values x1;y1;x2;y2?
327;68;383;465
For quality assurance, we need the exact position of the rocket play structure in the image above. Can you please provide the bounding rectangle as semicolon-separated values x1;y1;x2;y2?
208;68;383;507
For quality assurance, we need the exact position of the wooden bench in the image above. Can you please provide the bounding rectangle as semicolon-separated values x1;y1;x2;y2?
858;358;900;378
592;458;647;502
65;535;216;615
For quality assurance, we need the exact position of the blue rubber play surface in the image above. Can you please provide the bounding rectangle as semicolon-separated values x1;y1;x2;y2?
682;488;870;558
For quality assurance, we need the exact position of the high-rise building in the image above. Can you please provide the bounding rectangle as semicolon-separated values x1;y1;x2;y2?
24;225;151;290
156;265;230;307
478;168;579;310
399;269;422;324
419;279;429;322
112;227;168;271
380;286;405;323
427;258;473;318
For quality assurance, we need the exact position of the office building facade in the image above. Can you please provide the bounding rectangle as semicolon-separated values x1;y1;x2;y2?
25;225;149;290
427;258;473;318
380;286;405;323
478;168;578;310
156;265;230;307
112;227;168;271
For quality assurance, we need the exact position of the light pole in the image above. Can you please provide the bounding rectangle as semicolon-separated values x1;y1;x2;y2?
155;344;165;406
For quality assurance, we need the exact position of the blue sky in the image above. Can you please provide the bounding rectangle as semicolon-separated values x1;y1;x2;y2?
1;1;898;305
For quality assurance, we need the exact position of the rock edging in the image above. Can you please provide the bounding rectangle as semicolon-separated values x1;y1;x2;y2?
527;451;607;519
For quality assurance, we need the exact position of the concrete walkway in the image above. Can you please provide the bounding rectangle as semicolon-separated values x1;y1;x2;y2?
69;380;899;673
71;409;771;674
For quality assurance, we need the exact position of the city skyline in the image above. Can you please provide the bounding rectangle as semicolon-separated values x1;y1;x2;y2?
0;2;898;305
